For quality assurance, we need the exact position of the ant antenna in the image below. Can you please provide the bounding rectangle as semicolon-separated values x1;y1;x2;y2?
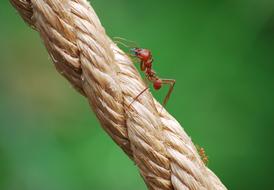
113;37;139;48
114;40;131;48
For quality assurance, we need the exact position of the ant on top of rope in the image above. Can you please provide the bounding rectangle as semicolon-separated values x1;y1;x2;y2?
114;37;176;108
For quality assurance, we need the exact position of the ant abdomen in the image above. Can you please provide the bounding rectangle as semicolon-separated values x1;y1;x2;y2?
153;79;162;90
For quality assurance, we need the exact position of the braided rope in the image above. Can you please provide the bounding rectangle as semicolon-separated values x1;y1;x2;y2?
10;0;227;189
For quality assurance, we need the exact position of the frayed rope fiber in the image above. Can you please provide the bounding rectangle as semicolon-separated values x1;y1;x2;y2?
10;0;227;189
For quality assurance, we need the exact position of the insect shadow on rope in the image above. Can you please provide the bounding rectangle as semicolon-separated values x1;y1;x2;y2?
113;37;176;109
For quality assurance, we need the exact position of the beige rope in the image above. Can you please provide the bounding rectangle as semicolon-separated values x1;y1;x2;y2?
10;0;227;189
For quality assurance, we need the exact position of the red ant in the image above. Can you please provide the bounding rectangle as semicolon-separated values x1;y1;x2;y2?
114;37;176;108
196;145;209;165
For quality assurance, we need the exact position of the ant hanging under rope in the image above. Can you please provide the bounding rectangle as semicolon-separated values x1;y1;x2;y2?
114;37;176;108
196;145;209;165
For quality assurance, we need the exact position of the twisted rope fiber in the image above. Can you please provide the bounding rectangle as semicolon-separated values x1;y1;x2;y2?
10;0;227;189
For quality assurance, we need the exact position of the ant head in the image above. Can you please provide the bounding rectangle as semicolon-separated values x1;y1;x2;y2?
131;48;151;61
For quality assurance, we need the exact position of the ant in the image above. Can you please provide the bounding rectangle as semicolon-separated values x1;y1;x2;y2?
114;37;176;108
196;145;209;165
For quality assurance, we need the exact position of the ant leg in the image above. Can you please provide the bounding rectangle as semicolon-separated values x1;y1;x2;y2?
161;79;176;107
125;53;137;60
144;77;149;86
128;87;149;107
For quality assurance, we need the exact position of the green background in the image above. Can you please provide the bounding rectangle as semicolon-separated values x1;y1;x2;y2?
1;0;274;189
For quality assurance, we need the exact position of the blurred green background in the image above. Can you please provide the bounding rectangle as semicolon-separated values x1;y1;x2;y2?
1;0;274;189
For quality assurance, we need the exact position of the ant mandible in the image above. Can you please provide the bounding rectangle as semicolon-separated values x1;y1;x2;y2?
114;37;176;108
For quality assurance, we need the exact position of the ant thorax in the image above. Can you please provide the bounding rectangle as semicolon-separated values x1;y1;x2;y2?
145;68;156;78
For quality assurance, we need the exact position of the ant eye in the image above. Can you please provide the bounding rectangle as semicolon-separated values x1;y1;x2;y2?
130;48;138;56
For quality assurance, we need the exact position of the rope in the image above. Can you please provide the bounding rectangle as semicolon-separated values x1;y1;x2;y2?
10;0;227;189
